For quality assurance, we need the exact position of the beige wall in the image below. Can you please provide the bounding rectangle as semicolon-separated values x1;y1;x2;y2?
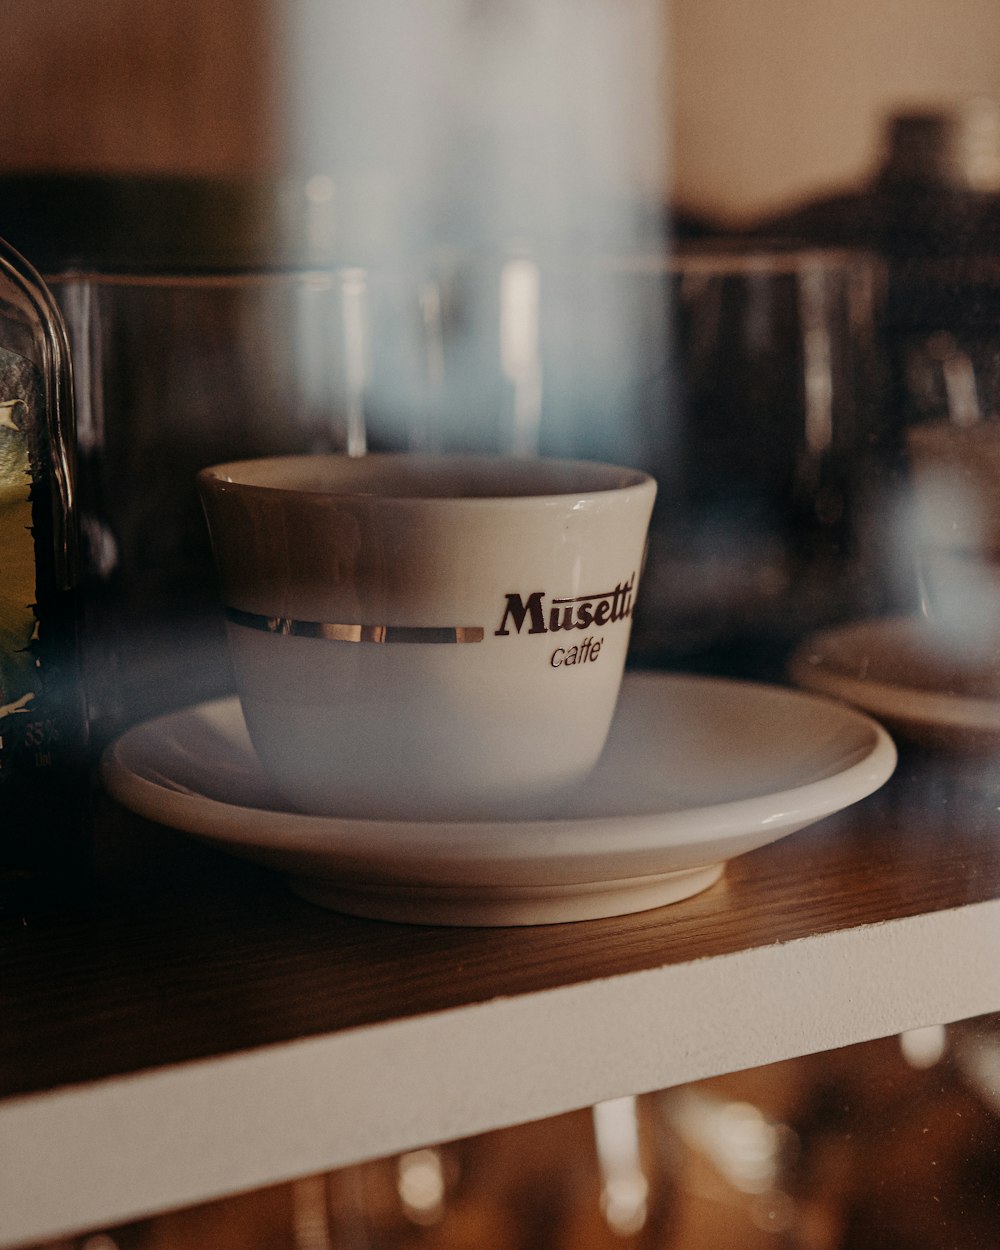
669;0;1000;225
3;0;999;228
0;0;278;176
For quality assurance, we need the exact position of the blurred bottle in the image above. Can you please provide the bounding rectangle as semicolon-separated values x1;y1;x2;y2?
0;238;88;916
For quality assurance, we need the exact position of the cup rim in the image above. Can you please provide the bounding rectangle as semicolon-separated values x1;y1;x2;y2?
197;453;655;505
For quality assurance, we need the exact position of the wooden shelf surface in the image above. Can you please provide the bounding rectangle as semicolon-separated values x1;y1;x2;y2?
2;748;1000;1247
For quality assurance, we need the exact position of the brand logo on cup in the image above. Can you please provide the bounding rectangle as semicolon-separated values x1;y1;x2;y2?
494;574;636;637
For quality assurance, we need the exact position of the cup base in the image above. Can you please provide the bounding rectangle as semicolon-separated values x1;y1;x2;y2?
287;862;726;927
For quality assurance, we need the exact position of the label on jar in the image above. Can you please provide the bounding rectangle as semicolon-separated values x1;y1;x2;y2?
0;347;45;770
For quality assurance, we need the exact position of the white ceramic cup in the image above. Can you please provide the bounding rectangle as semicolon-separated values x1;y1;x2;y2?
198;454;656;819
906;422;1000;640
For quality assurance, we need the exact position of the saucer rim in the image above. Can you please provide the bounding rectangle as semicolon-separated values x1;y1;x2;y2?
100;671;897;883
789;616;1000;735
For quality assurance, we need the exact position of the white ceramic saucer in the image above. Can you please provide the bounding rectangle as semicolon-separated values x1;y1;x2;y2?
100;672;896;927
789;616;1000;754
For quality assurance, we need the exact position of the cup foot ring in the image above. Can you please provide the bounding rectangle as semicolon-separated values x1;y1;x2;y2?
286;862;725;927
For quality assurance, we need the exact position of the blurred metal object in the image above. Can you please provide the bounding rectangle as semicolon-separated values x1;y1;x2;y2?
630;244;891;677
753;99;1000;442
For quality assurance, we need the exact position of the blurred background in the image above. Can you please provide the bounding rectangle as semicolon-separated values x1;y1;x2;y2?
3;0;1000;219
6;0;1000;726
6;2;1000;1248
31;1017;1000;1250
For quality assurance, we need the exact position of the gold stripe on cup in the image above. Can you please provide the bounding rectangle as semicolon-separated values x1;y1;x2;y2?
225;605;485;645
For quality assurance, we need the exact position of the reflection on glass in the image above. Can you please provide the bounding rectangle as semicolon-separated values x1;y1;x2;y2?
899;1024;948;1070
592;1095;650;1236
396;1149;447;1226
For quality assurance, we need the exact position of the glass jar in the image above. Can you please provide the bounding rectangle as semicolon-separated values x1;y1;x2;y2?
0;238;87;915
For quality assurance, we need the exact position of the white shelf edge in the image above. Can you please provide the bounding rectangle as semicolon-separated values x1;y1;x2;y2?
2;897;999;1249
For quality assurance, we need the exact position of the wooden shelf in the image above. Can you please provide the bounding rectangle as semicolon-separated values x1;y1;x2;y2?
2;748;1000;1248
